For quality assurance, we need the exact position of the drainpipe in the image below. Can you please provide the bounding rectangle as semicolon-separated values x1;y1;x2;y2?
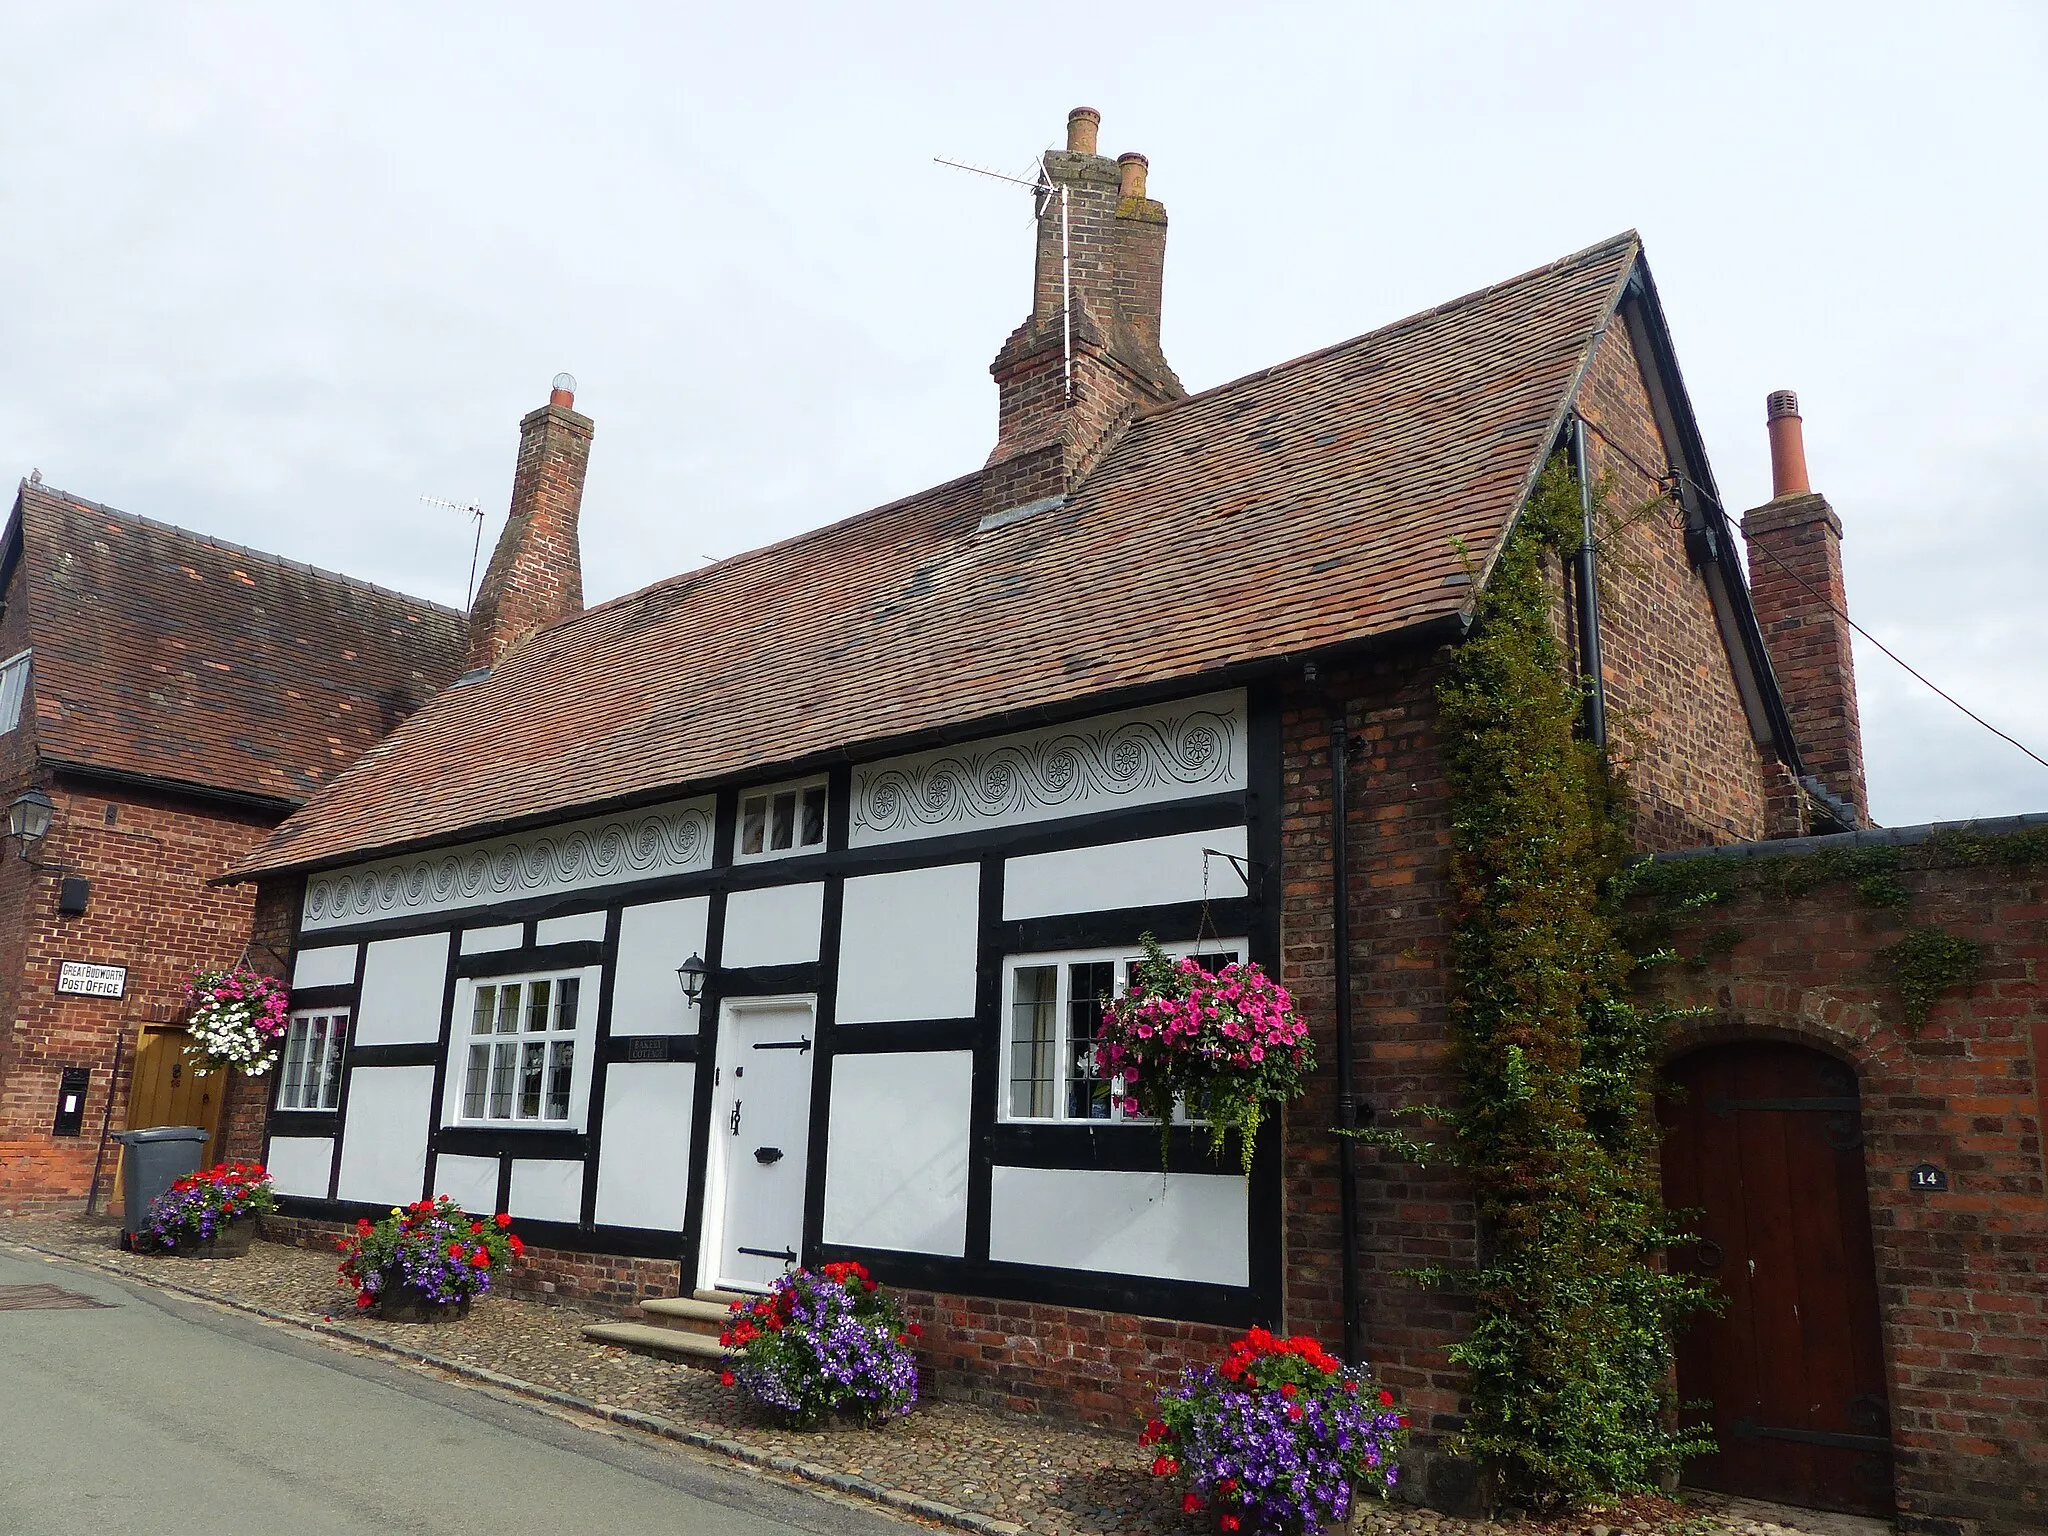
1329;699;1363;1364
1569;416;1607;747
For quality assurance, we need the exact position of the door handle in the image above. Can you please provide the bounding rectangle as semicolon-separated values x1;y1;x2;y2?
754;1146;784;1164
729;1100;742;1136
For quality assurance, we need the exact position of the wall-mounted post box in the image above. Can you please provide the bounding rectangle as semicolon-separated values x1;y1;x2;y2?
52;1066;90;1137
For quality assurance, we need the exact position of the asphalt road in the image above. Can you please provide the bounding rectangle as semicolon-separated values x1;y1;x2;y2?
0;1247;918;1536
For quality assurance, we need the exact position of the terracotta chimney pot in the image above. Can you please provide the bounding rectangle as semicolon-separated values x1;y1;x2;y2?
1066;107;1101;156
1766;388;1810;498
1118;152;1149;199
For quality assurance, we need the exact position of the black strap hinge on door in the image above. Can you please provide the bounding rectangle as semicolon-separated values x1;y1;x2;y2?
752;1036;811;1054
736;1246;798;1264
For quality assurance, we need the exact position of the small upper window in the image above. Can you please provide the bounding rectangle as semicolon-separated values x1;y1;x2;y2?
0;650;29;736
736;776;828;863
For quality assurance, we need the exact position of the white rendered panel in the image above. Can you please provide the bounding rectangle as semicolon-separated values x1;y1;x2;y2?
303;795;715;930
536;910;608;946
291;945;358;990
354;933;451;1046
722;883;823;969
459;924;523;955
1003;825;1249;921
988;1166;1249;1287
611;896;709;1037
265;1136;332;1198
823;1053;972;1256
837;865;979;1024
850;689;1245;848
593;1063;696;1231
335;1067;435;1206
509;1159;584;1224
431;1154;501;1216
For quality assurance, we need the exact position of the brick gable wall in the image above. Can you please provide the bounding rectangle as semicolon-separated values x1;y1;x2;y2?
1574;322;1781;850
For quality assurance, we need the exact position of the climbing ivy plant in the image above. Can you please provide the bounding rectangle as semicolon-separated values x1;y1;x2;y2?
1358;458;1713;1509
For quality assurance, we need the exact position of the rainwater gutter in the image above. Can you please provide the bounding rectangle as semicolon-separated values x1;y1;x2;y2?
1569;416;1608;747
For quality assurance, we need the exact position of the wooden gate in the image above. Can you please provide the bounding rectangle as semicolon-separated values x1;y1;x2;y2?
1661;1041;1893;1517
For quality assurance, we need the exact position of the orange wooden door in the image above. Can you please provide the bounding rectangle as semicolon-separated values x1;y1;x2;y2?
113;1025;226;1205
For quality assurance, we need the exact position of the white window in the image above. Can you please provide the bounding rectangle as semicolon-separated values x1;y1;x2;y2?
1000;941;1243;1123
736;776;828;863
449;969;597;1128
277;1010;348;1111
0;649;29;735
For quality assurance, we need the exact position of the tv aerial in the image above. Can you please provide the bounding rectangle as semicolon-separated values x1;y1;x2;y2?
421;494;486;609
935;150;1073;404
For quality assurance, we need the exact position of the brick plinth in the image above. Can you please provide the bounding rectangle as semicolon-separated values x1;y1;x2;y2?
259;1214;684;1312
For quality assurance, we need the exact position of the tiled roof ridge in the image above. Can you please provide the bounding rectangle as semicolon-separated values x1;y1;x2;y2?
20;480;465;622
498;231;1643;652
567;467;985;633
1130;229;1642;425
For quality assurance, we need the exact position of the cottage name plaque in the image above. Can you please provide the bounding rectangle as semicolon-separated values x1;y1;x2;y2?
56;962;128;999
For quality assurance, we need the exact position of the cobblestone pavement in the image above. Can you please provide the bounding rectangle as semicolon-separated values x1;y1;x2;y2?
0;1216;1880;1536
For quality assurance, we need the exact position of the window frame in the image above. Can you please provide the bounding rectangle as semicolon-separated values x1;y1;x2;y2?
0;648;30;736
440;964;602;1132
733;775;829;865
275;1008;349;1112
997;939;1246;1126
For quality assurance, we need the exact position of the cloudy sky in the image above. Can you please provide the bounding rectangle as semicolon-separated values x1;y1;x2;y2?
3;2;2044;827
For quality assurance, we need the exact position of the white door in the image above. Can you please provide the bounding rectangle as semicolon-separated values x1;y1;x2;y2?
706;999;816;1292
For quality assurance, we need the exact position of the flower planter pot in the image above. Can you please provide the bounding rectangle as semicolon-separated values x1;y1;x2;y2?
165;1221;256;1259
374;1279;474;1324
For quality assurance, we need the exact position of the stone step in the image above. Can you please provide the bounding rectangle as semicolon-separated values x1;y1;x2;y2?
637;1295;730;1336
579;1320;725;1365
694;1287;750;1307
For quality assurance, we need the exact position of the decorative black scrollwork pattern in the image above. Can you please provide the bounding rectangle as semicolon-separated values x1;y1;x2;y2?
852;701;1240;840
304;802;715;925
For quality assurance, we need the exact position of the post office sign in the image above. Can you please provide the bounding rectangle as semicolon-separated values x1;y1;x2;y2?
56;962;127;999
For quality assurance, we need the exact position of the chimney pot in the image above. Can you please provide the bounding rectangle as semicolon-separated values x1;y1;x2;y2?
1066;107;1101;156
550;371;577;410
1765;388;1810;498
1117;152;1149;200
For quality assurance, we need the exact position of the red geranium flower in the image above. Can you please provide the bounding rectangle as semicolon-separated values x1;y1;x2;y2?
1377;1388;1393;1407
719;1371;735;1388
495;1213;512;1228
1150;1455;1178;1478
1181;1494;1203;1515
1220;1516;1241;1533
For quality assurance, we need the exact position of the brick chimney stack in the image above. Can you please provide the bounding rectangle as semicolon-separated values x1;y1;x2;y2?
1741;390;1868;825
982;107;1184;524
466;374;593;671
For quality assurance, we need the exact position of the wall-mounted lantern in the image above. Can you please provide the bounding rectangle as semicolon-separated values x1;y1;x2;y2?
676;953;707;1010
7;787;54;859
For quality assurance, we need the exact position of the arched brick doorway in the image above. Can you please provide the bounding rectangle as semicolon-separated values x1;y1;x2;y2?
1660;1040;1893;1517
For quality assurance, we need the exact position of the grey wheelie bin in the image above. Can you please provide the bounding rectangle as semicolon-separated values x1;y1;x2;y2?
113;1125;209;1242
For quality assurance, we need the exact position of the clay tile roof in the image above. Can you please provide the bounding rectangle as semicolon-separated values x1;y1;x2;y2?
236;232;1641;876
8;484;467;806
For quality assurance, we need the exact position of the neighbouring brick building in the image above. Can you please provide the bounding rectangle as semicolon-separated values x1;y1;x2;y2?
0;481;465;1211
214;107;2038;1532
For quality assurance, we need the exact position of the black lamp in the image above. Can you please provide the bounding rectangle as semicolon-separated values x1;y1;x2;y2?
7;787;54;856
676;953;707;1009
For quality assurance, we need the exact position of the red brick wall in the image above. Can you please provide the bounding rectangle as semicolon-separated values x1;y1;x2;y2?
1277;646;1476;1469
1574;321;1778;851
1648;848;2047;1535
901;1290;1237;1425
0;773;277;1212
466;401;591;671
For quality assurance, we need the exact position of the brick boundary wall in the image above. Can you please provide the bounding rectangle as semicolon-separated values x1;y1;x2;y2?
1645;842;2047;1536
